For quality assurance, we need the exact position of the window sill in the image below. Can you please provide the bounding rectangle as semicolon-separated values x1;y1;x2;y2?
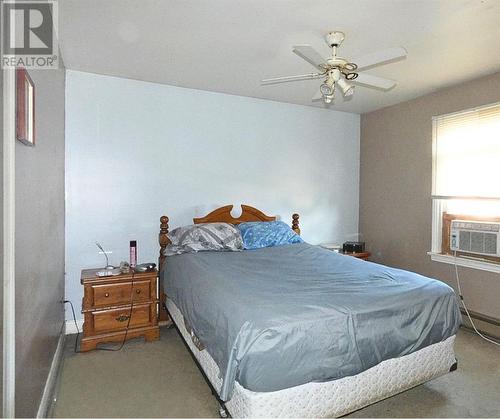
428;252;500;274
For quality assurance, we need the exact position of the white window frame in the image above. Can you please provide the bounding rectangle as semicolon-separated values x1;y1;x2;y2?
429;102;500;274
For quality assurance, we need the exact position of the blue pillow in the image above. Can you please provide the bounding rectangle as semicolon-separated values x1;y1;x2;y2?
237;221;303;250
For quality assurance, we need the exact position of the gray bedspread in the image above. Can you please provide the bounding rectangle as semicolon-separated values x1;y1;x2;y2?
163;243;460;401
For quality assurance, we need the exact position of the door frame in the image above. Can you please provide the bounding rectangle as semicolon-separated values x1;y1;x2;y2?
3;67;16;418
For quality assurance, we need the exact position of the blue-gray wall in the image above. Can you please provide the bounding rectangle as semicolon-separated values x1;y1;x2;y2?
65;70;361;322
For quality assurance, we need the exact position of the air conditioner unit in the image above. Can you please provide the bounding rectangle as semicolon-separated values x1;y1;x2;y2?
450;220;500;257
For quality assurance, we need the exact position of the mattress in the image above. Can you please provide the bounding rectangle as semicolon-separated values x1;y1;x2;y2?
163;243;460;401
167;299;457;418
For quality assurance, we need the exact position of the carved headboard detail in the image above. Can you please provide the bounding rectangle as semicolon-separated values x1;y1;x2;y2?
193;204;276;225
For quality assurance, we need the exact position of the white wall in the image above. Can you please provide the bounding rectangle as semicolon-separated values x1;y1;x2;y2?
65;70;360;320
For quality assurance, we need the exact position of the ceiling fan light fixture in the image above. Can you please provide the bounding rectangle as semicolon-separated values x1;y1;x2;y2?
320;82;334;97
331;68;341;82
337;78;355;97
344;84;355;97
262;31;407;106
324;94;334;104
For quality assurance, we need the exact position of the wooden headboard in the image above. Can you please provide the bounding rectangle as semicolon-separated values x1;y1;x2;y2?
157;204;300;322
193;204;276;225
159;204;300;269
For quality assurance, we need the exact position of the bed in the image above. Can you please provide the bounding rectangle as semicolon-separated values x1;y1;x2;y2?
158;205;460;418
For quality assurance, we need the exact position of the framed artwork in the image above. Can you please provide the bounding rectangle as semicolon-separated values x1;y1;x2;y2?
16;68;35;146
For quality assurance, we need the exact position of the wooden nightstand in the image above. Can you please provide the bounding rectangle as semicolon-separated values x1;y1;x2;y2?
80;268;160;351
341;251;371;261
321;244;371;261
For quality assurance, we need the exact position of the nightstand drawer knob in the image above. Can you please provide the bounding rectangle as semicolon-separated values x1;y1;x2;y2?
135;289;141;294
104;292;110;298
116;314;130;322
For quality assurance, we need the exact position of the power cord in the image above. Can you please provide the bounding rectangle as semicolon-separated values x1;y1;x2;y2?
453;251;500;346
64;269;136;353
64;299;81;353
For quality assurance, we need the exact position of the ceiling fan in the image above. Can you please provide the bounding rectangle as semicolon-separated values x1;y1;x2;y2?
262;31;407;104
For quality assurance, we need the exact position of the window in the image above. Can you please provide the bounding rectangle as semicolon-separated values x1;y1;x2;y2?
430;101;500;272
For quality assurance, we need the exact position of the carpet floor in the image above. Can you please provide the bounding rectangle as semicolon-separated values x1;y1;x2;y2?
51;327;500;418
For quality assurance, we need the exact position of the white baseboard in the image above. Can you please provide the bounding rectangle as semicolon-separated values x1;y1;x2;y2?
65;319;84;335
37;323;66;418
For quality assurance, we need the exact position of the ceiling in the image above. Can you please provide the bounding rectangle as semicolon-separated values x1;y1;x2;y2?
59;0;500;114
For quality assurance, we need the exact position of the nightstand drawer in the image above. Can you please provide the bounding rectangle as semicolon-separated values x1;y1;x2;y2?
92;280;151;307
92;303;153;334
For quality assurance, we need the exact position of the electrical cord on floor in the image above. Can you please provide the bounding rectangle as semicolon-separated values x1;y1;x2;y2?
63;269;136;353
64;299;81;353
453;251;500;347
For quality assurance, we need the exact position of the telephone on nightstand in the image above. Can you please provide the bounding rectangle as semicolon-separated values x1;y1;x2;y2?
95;268;121;277
135;262;156;272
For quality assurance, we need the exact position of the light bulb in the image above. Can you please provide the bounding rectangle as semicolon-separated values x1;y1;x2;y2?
331;68;341;82
324;94;334;104
337;78;354;97
320;83;333;96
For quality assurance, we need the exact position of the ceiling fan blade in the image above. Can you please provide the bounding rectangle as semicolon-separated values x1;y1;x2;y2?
261;73;323;85
352;47;407;71
353;73;397;90
311;88;323;102
293;45;327;69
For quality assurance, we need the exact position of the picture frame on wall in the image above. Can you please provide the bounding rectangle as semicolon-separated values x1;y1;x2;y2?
16;68;35;146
